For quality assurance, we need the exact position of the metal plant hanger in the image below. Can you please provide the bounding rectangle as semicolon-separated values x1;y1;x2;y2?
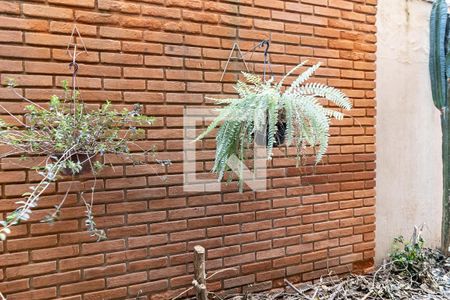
219;0;272;82
220;36;273;82
66;25;88;113
220;42;249;82
220;0;249;82
245;37;273;82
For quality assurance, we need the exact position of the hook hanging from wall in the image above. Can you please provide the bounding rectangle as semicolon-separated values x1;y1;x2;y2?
243;34;273;82
259;39;271;81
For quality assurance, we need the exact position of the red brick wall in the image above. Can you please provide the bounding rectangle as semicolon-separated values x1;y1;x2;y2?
0;0;377;299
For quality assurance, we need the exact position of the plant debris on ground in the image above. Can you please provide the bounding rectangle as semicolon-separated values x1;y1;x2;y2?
215;248;449;300
211;228;450;300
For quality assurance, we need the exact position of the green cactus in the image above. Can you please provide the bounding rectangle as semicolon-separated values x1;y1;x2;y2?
429;0;450;255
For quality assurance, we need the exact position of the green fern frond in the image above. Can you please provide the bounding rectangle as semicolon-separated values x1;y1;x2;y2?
277;61;308;90
286;62;321;95
322;108;345;120
284;99;294;146
266;98;279;159
235;81;251;98
242;71;262;85
195;108;230;141
297;82;351;109
206;97;239;104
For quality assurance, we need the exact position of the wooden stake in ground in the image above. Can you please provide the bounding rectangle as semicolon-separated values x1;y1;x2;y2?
192;245;208;300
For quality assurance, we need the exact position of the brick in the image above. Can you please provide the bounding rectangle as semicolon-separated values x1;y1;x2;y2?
33;271;80;288
255;19;284;31
144;31;183;44
98;0;140;13
202;25;236;37
0;30;22;42
75;11;120;25
129;234;168;248
31;220;78;235
185;35;220;48
0;2;20;14
23;4;73;20
49;0;95;7
101;53;144;65
145;55;183;67
329;0;354;10
124;91;163;103
187;82;221;92
0;44;50;59
0;59;22;72
123;41;163;54
166;70;202;81
6;262;56;279
59;254;104;271
7;288;56;300
163;21;201;34
106;249;147;264
32;245;79;261
128;257;167;272
104;79;146;90
224;274;255;289
129;280;168;295
7;235;58;252
256;248;285;260
0;252;29;266
148;81;185;91
107;272;147;288
49;22;95;36
100;26;142;40
0;279;29;294
166;0;202;9
60;279;105;296
170;229;205;242
142;6;181;19
82;288;125;300
183;11;219;24
0;16;49;32
82;239;125;255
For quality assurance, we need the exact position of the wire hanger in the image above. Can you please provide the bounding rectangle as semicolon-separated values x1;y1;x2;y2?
220;42;250;82
243;35;273;82
259;39;272;82
220;35;273;83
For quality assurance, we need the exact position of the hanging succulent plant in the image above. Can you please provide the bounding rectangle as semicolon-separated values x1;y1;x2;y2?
0;78;154;241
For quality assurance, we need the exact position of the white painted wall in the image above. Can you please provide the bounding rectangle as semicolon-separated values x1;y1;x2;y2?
376;0;443;263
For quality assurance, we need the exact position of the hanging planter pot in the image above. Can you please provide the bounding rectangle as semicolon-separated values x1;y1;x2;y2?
53;152;98;176
274;120;287;146
254;118;287;147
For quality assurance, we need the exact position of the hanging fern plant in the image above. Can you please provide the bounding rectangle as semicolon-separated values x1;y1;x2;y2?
197;62;351;189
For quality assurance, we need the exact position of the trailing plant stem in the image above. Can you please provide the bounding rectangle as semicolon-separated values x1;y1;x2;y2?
0;148;70;238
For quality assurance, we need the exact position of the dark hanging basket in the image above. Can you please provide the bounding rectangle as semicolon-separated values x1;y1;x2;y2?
53;153;97;176
255;121;287;147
